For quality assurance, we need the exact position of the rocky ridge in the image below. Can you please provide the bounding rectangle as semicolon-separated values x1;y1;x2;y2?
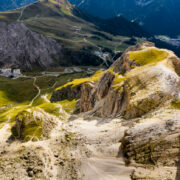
52;41;180;119
52;42;180;179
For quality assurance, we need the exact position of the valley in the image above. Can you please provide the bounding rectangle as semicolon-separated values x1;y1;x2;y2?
0;0;150;70
69;0;180;37
69;0;180;58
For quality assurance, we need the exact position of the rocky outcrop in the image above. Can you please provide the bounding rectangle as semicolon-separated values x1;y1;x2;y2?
0;129;81;180
0;22;63;70
112;42;155;74
50;70;105;103
80;71;115;113
100;85;129;118
77;42;180;119
51;84;82;102
96;71;115;99
112;44;140;74
51;42;180;120
122;109;180;167
12;108;58;141
80;82;96;112
50;41;180;125
51;71;116;114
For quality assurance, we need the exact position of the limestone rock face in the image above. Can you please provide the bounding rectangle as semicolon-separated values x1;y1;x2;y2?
83;42;180;119
122;109;180;166
0;22;63;70
96;72;115;99
0;132;81;180
51;84;82;102
80;72;115;113
83;44;179;120
100;85;129;118
112;44;140;74
80;82;96;112
51;42;180;120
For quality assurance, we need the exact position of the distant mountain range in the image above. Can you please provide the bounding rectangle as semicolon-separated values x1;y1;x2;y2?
0;0;37;11
0;0;151;70
0;0;179;70
69;0;180;37
1;0;180;37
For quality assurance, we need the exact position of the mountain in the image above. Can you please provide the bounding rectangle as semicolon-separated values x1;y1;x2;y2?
0;0;151;70
0;42;179;179
69;0;180;37
52;41;180;119
50;42;180;179
0;22;64;70
0;0;38;11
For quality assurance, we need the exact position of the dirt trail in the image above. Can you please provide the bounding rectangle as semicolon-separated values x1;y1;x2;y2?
81;157;132;180
67;118;133;180
29;77;41;106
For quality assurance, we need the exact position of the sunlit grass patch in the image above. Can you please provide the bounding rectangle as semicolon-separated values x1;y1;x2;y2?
0;104;28;123
59;99;76;114
0;76;37;103
112;74;127;89
11;110;43;142
0;91;13;107
48;0;72;16
49;0;59;5
172;99;180;109
56;70;104;91
32;96;47;106
38;102;62;116
129;47;169;66
60;8;72;16
38;99;76;117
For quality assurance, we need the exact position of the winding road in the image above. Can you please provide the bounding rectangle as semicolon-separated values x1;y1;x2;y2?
29;77;41;106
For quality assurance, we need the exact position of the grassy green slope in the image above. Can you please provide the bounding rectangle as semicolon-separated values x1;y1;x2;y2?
0;71;89;126
0;0;145;66
0;69;92;141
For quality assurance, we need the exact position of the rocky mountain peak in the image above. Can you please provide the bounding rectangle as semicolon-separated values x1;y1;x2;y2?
0;22;63;70
52;42;180;119
49;42;180;179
